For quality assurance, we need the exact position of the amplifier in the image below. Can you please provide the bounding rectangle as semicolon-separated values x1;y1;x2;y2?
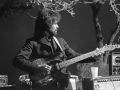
82;76;120;90
0;75;8;87
111;52;120;75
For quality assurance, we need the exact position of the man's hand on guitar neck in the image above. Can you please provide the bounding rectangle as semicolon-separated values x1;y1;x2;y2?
92;47;105;57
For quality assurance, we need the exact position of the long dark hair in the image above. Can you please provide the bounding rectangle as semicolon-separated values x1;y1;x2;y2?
34;9;61;38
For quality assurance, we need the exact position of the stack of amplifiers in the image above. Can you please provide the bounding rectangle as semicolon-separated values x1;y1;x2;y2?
82;76;120;90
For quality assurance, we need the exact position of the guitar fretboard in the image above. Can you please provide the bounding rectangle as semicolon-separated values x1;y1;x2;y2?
59;50;96;68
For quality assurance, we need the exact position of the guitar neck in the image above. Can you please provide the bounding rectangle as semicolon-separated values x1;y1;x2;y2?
58;44;120;68
59;50;96;68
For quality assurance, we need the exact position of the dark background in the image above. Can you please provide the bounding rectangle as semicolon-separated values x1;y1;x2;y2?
0;3;119;85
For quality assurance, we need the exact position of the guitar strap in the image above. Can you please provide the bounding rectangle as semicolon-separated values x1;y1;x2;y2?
53;36;67;59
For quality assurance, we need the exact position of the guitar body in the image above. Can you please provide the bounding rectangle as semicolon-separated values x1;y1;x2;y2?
30;54;70;87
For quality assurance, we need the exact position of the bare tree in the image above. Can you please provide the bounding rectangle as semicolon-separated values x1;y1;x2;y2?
76;1;120;90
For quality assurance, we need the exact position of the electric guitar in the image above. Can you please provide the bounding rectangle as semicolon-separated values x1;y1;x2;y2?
30;44;120;87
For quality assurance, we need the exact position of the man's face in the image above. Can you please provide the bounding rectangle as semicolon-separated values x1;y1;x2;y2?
49;21;59;36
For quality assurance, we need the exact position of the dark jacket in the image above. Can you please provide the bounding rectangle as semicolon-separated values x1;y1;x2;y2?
12;36;79;75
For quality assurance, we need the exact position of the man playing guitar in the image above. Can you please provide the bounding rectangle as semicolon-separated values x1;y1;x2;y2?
12;8;104;90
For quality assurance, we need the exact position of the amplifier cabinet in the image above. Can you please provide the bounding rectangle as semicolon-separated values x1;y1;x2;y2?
111;52;120;75
82;76;120;90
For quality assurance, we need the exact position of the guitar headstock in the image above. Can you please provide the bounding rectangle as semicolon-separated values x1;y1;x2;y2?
102;44;120;52
93;44;120;57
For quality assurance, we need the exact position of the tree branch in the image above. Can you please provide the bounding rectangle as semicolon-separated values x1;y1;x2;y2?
90;2;104;48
